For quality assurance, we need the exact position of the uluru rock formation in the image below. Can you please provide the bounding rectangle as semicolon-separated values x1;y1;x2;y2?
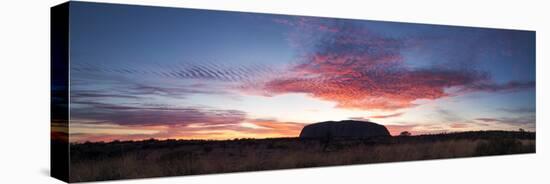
299;120;390;139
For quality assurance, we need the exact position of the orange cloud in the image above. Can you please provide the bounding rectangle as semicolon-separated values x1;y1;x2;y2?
247;119;305;136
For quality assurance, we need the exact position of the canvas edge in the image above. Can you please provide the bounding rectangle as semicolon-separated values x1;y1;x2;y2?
51;1;71;183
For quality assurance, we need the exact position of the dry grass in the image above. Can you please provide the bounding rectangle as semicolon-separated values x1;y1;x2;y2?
69;131;535;182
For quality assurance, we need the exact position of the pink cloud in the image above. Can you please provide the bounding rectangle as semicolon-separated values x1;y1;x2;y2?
449;123;469;129
256;20;534;111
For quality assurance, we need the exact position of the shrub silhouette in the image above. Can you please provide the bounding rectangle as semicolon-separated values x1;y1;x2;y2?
399;131;412;136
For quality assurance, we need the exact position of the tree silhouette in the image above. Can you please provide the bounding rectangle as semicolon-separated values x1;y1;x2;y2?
399;131;412;136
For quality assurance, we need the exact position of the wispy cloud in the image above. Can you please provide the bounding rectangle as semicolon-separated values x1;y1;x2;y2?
475;116;535;126
256;19;535;111
499;107;536;114
349;112;404;120
71;101;247;126
449;123;469;129
246;118;305;135
72;61;277;83
368;112;404;119
460;81;535;93
474;115;535;131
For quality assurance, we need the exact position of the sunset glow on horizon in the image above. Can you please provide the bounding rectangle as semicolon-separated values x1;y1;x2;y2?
64;3;535;143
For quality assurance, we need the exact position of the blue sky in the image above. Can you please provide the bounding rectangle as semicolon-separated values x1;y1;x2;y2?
65;2;535;142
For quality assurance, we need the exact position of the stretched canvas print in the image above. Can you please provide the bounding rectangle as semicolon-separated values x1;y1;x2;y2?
51;1;536;183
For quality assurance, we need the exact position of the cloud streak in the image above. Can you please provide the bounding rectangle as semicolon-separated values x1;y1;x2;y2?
475;116;535;126
368;112;404;119
71;101;247;126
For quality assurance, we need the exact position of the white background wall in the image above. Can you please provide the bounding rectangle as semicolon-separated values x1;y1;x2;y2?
0;0;547;183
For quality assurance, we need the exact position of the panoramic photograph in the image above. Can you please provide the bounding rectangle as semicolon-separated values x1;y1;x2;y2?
51;2;535;182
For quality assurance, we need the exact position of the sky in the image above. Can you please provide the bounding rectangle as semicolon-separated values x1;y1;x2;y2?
66;2;536;142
